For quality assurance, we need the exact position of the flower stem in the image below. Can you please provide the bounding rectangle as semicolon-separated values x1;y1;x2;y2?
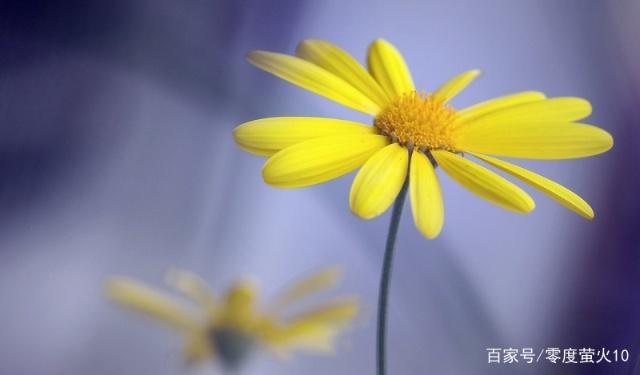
377;176;410;375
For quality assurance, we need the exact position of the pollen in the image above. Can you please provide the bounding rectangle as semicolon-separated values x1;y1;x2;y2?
374;91;457;151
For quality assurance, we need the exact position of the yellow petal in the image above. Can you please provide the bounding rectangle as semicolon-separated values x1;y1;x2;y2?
471;153;594;219
219;281;259;328
349;143;408;219
233;117;375;156
367;39;414;98
184;333;214;363
455;122;613;159
271;267;341;309
165;269;216;314
263;321;339;354
457;97;592;129
106;277;198;331
432;150;535;213
263;134;389;188
409;151;444;239
287;299;359;326
247;50;380;115
296;39;390;107
433;70;481;103
454;91;546;125
261;299;358;353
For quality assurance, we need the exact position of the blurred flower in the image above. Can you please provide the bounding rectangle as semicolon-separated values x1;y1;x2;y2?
106;267;358;370
234;39;613;238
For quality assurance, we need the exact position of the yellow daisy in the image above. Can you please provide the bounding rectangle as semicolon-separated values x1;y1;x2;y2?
106;267;358;370
234;39;613;238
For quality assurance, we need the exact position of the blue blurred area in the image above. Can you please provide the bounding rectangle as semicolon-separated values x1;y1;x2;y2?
0;1;638;374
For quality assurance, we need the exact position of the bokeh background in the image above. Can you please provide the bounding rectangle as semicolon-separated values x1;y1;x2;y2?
1;1;639;374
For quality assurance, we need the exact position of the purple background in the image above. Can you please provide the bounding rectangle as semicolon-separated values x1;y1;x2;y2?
0;1;638;374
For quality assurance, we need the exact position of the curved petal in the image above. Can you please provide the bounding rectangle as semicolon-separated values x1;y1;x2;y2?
263;134;389;188
454;91;546;125
455;122;613;159
432;150;535;213
234;117;375;156
260;299;358;353
287;299;359;326
349;143;409;219
260;318;339;354
433;70;481;103
456;97;592;129
296;39;390;107
165;269;216;314
471;153;594;219
409;151;444;239
247;50;380;115
270;267;342;310
367;39;415;98
106;277;199;331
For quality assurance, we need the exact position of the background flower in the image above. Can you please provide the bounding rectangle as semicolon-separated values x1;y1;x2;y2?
106;267;358;370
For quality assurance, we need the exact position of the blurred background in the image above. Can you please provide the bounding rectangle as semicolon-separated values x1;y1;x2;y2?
0;0;638;374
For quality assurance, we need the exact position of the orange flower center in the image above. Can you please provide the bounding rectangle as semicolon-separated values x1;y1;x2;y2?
374;91;457;151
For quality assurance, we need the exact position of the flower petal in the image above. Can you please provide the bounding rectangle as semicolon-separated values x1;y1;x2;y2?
287;299;359;326
183;333;214;363
219;281;258;328
271;267;341;310
263;134;389;188
471;153;594;219
433;69;481;103
165;269;216;314
454;91;546;125
367;39;415;98
106;277;199;331
296;39;390;108
432;150;535;213
457;97;592;128
233;117;375;156
349;143;409;219
409;151;444;239
261;299;358;353
260;319;340;354
455;122;613;159
247;51;380;115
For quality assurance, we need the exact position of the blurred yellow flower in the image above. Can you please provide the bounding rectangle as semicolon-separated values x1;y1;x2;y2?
106;267;358;370
234;39;613;239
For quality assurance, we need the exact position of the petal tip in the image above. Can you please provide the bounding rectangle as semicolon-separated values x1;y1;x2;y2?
523;198;536;213
603;130;614;151
246;50;276;67
369;38;396;52
245;50;261;62
513;194;535;214
261;163;277;185
295;39;314;55
349;194;387;220
584;99;593;117
419;225;442;240
350;207;377;220
579;205;595;220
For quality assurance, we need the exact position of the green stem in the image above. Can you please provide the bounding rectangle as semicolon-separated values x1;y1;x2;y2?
377;176;410;375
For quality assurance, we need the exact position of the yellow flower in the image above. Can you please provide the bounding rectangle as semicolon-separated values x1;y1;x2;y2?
106;267;358;370
233;39;613;238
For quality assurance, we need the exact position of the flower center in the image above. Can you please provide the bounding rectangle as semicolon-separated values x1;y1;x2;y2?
210;327;255;370
374;91;457;151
